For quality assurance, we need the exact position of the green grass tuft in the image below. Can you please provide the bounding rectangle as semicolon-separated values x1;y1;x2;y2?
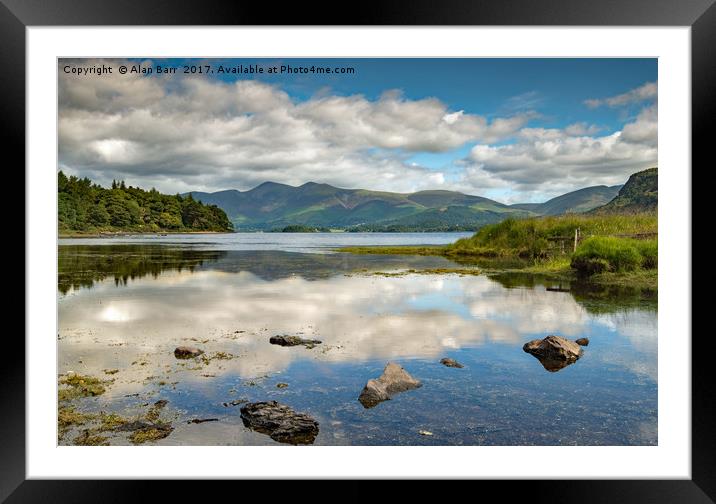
571;236;657;274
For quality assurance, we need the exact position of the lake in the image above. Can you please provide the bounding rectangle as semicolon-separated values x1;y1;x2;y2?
57;233;657;446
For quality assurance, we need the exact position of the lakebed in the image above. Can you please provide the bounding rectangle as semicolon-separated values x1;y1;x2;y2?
57;232;657;446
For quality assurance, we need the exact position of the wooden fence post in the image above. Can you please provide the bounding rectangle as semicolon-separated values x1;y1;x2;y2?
573;227;580;253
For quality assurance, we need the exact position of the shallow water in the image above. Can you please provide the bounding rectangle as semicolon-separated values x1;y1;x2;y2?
57;233;657;446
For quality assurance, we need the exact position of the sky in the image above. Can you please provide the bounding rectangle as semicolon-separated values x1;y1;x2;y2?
58;58;657;203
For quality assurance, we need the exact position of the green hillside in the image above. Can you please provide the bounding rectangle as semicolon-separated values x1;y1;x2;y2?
189;182;533;231
511;185;621;215
189;180;630;232
348;206;512;232
58;171;233;234
590;167;658;214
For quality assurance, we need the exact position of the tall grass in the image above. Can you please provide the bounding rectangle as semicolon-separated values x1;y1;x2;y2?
571;236;657;274
445;213;657;259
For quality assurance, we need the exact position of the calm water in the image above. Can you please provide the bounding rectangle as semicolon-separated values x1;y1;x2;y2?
58;231;474;252
57;233;657;446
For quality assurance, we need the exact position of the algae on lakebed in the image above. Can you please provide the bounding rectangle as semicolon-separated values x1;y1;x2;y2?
73;429;110;446
128;424;174;445
58;373;113;401
58;403;176;445
58;406;97;438
58;407;128;443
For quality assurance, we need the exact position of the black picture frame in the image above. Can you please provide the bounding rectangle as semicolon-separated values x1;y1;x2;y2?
6;0;712;500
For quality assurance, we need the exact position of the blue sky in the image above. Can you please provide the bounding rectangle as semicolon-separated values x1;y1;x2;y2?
153;57;655;131
61;58;658;203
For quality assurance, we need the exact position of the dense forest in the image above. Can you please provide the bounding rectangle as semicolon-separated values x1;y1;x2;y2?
58;171;233;234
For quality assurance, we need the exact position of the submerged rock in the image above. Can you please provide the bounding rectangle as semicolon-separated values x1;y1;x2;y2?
440;358;464;368
174;346;204;359
575;338;590;346
269;335;322;348
223;399;248;407
240;401;319;445
523;335;583;372
358;362;422;408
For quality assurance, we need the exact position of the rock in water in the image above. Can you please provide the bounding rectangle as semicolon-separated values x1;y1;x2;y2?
575;337;590;346
358;362;422;408
440;358;464;368
240;401;319;445
269;335;322;348
174;346;204;359
523;335;583;372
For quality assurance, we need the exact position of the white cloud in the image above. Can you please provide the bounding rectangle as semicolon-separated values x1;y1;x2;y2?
59;60;533;194
460;104;657;199
442;110;464;124
564;122;602;136
620;104;658;146
585;81;657;108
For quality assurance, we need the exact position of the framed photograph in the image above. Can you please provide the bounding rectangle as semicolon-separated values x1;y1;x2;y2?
9;0;712;499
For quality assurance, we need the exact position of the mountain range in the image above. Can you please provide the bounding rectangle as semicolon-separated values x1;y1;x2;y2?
188;180;624;232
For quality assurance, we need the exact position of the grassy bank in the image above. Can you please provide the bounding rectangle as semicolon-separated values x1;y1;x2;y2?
337;213;658;289
445;213;657;258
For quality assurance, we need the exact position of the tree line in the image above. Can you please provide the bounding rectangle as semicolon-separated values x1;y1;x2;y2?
58;171;233;233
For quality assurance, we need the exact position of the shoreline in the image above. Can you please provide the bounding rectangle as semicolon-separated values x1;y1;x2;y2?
336;245;658;290
59;230;472;239
59;230;230;239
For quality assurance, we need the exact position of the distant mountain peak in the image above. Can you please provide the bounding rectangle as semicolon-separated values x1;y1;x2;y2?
254;181;292;189
510;184;622;215
185;172;646;231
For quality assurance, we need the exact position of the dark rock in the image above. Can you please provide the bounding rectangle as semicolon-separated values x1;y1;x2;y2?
358;362;422;408
223;399;248;407
269;335;322;348
276;383;289;388
575;338;590;346
240;401;319;445
440;358;464;368
523;335;583;372
174;346;204;359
